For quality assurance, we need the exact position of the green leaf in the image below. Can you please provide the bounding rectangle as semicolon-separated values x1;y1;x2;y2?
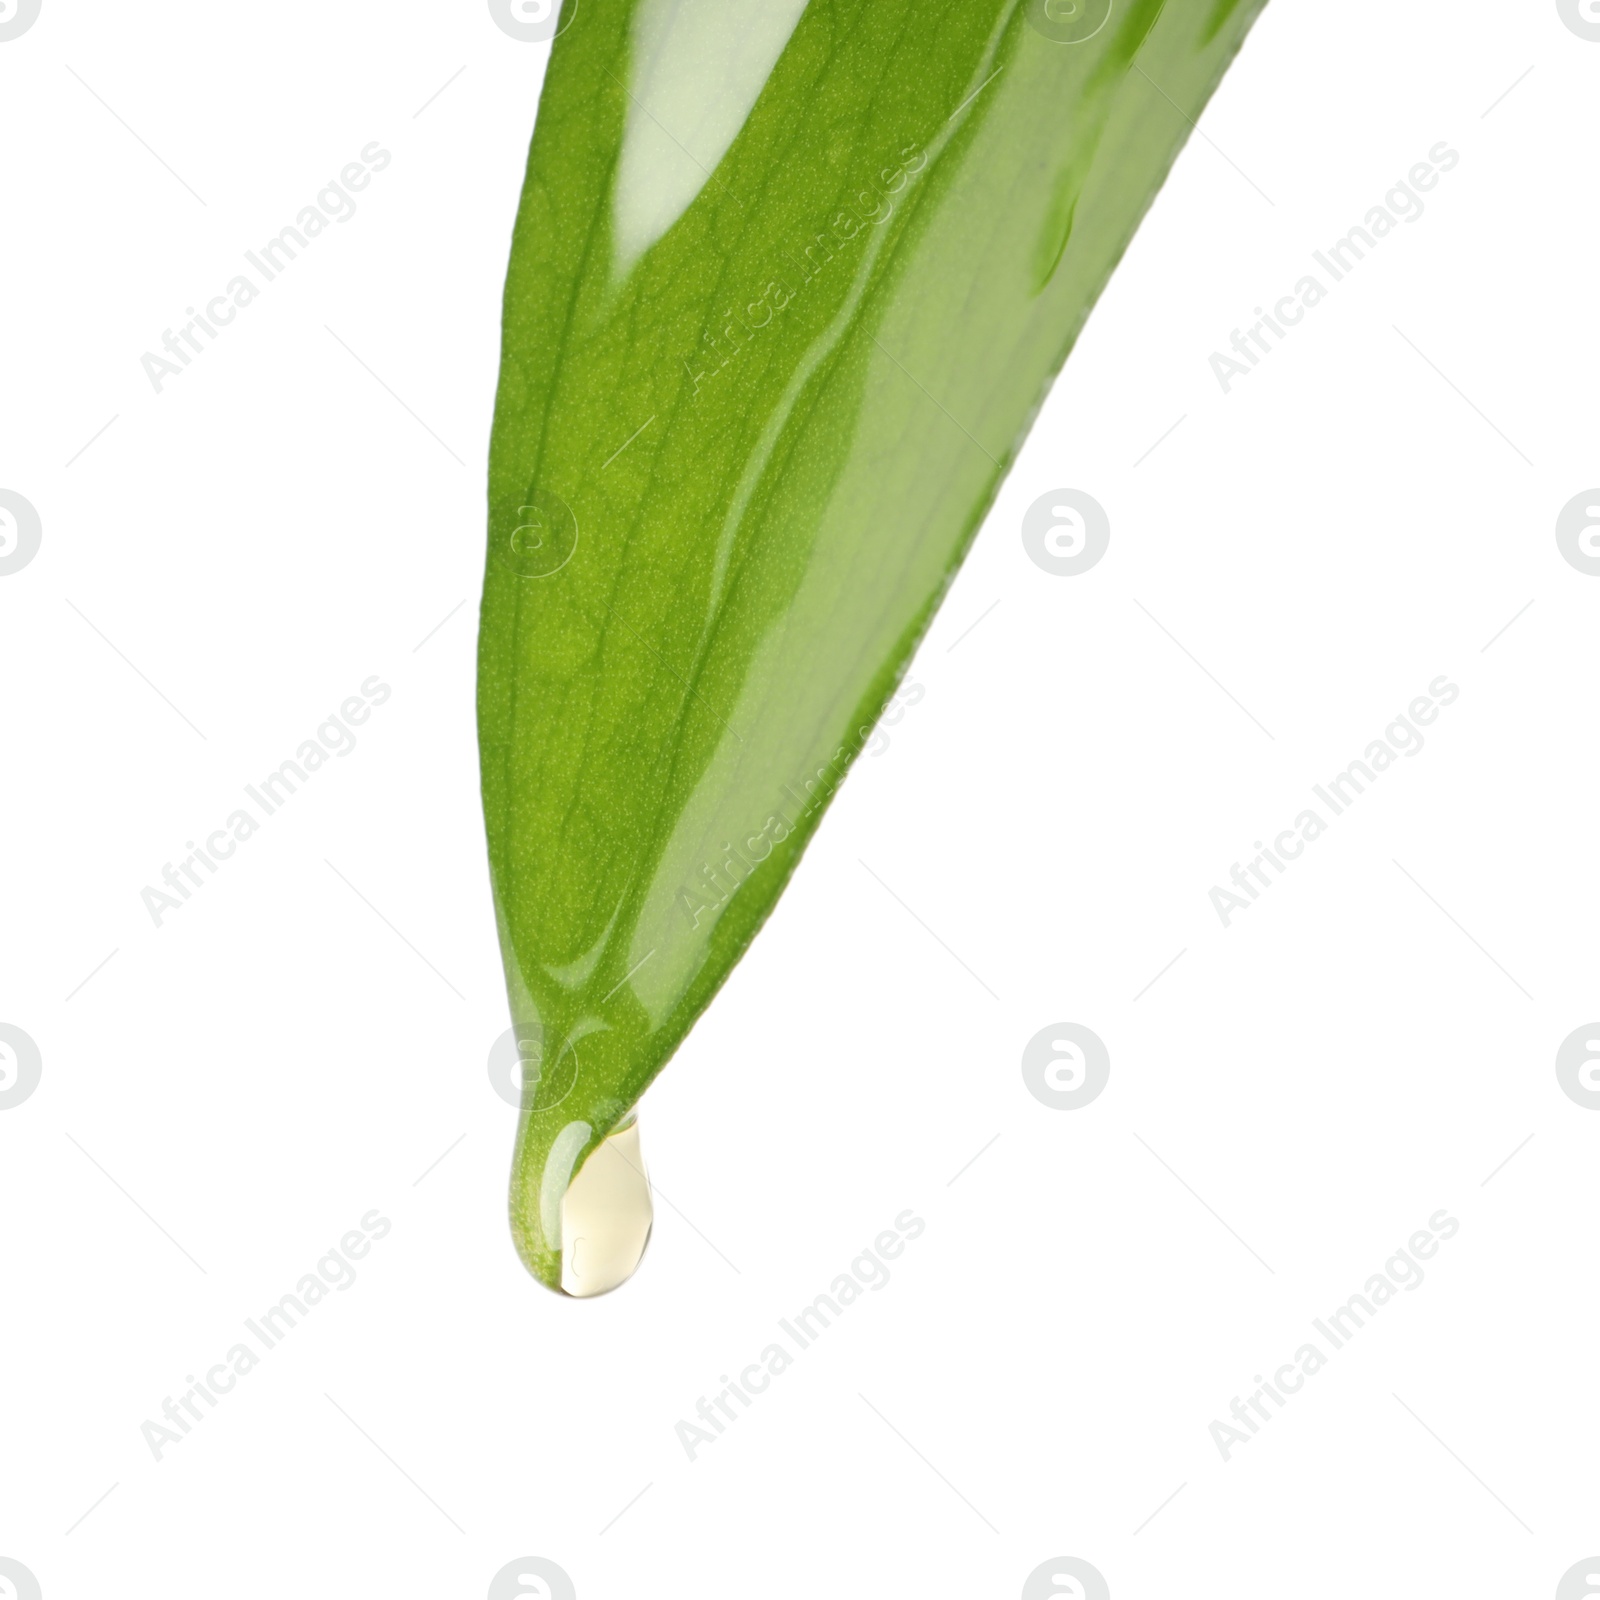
479;0;1268;1289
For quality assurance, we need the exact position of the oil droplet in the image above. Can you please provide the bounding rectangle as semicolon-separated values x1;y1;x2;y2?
560;1115;654;1297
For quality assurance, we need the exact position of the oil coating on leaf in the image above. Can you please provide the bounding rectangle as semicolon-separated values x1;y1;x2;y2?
479;0;1269;1289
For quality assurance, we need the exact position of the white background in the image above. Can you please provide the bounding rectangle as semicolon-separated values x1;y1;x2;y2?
2;3;1597;1597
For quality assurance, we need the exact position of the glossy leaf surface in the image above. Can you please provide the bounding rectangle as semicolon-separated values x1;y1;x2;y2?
480;0;1268;1288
